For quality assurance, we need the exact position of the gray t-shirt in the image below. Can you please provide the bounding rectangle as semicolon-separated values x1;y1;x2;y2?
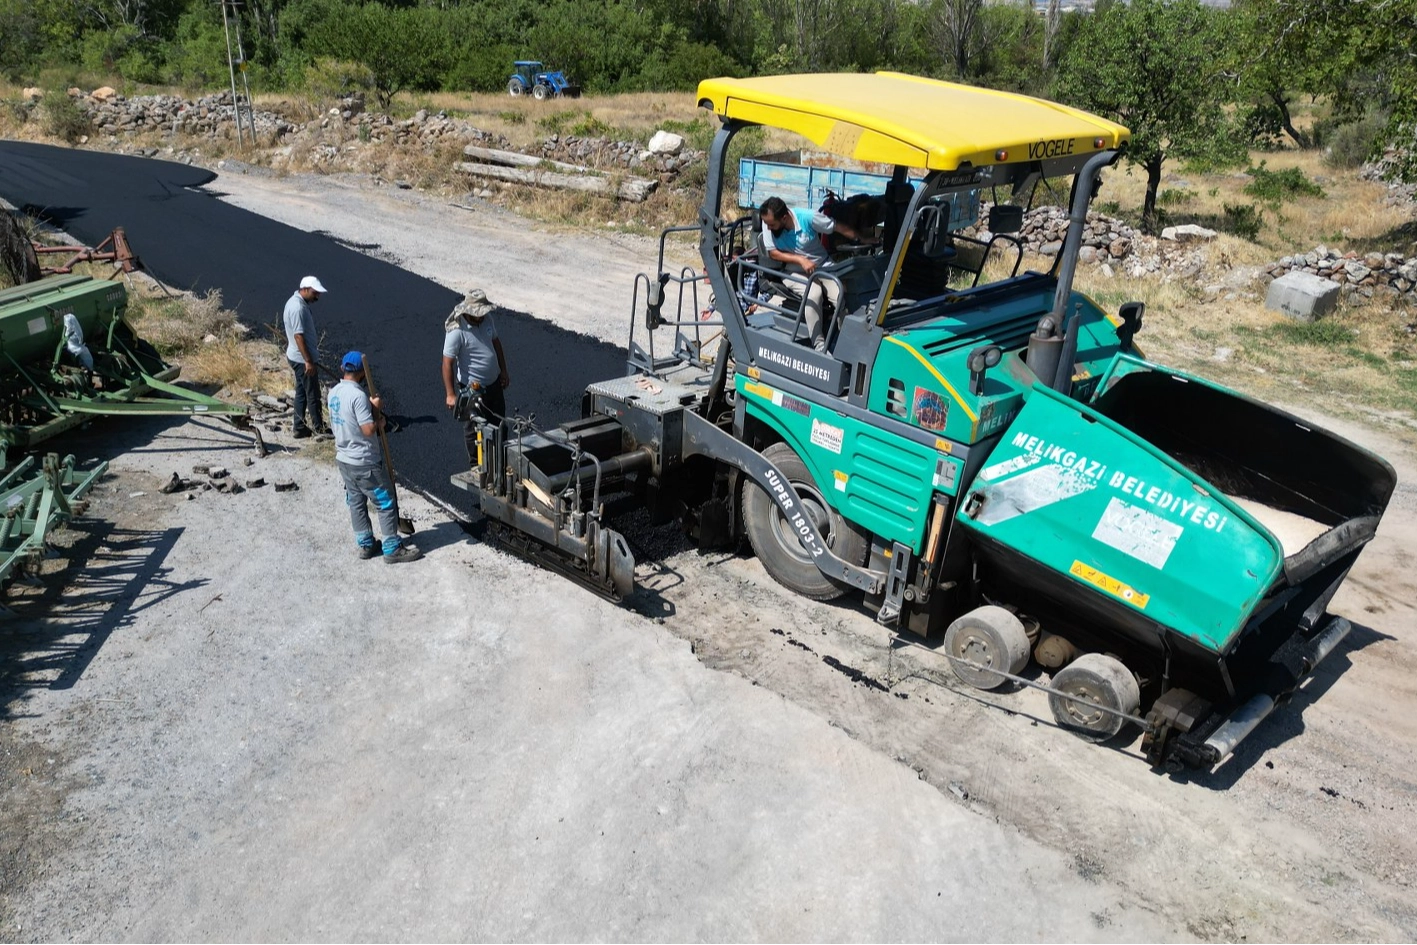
283;292;316;363
328;379;379;466
442;316;500;386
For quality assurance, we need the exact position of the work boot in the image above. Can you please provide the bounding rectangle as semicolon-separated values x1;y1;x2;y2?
292;428;312;440
358;544;380;560
384;544;423;565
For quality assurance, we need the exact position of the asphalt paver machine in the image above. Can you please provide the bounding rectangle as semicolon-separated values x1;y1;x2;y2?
453;73;1395;770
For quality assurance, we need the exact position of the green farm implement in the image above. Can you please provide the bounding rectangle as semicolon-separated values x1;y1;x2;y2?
452;73;1395;771
0;274;253;589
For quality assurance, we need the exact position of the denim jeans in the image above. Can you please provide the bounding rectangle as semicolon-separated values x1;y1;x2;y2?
289;358;323;434
338;461;402;554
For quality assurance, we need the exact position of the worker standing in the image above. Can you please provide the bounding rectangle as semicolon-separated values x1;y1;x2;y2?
441;289;510;466
284;275;327;439
329;351;422;564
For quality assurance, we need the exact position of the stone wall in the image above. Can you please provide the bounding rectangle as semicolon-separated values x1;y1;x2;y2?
78;89;293;139
1262;246;1417;300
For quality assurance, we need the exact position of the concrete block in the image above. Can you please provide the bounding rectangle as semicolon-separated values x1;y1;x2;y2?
1265;271;1340;322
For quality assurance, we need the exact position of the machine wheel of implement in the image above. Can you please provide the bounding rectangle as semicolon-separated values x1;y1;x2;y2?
532;83;549;101
742;441;869;601
942;605;1030;690
1048;653;1140;742
507;79;524;97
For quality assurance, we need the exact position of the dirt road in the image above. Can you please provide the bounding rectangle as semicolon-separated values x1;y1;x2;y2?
2;164;1415;941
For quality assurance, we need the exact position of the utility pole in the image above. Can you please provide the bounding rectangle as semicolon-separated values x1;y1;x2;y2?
220;0;247;146
231;0;255;138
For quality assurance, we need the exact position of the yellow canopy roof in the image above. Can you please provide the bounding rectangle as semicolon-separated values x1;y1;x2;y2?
696;72;1130;172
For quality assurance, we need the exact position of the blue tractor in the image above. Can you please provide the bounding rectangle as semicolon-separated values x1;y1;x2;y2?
507;61;581;100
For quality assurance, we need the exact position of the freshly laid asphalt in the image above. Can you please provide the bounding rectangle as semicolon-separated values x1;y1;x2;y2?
0;140;627;509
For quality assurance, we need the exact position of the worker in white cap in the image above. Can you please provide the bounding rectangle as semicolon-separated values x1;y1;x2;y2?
283;275;328;439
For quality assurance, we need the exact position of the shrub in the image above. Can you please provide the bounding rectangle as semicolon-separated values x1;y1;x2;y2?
1243;161;1324;205
498;111;525;125
302;57;374;101
1318;112;1388;169
39;90;90;143
1157;188;1193;207
1222;203;1263;241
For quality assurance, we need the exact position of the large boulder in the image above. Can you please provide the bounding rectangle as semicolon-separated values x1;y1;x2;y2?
647;130;684;156
1265;271;1341;322
21;87;42;101
1160;223;1217;242
91;86;119;102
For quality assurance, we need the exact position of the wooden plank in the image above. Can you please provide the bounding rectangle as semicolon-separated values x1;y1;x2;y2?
462;145;590;175
455;161;657;203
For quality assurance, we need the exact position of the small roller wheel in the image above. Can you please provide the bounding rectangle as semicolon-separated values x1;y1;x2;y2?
943;605;1031;690
1048;653;1140;742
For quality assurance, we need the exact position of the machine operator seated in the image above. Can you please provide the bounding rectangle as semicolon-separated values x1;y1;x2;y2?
758;196;878;352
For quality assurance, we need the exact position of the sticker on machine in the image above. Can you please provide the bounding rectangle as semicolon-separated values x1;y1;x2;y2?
1091;496;1184;569
912;387;949;432
810;418;844;454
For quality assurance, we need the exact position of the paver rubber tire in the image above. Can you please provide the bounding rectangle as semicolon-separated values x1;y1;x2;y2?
507;80;524;97
943;605;1031;691
532;83;549;101
1048;652;1141;741
741;441;869;601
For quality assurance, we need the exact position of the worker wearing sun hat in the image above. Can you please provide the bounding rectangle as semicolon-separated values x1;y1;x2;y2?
284;275;328;439
328;350;422;564
441;288;510;466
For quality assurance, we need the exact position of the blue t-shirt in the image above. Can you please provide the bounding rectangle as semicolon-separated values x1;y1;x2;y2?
328;379;379;466
762;207;834;264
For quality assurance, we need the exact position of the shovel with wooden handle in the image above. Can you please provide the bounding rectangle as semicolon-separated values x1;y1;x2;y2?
357;356;415;537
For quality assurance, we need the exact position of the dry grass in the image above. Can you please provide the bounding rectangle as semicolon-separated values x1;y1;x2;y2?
1100;148;1414;256
122;281;288;398
1072;249;1417;441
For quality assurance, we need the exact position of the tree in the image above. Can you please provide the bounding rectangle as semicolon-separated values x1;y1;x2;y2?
314;1;443;109
1055;0;1239;232
929;0;984;79
1228;0;1356;149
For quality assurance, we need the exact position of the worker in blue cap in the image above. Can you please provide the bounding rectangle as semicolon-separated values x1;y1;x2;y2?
327;350;422;563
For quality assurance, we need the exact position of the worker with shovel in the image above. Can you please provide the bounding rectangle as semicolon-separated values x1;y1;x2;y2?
329;351;422;564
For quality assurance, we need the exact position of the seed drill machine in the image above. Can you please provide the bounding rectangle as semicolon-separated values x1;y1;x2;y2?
0;273;252;588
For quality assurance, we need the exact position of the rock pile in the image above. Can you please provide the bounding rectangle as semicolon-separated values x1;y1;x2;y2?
57;87;705;181
1360;149;1417;209
78;89;293;139
968;205;1138;262
1262;246;1417;299
538;132;702;176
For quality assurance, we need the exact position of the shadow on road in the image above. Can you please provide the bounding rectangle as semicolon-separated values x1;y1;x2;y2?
0;519;195;721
